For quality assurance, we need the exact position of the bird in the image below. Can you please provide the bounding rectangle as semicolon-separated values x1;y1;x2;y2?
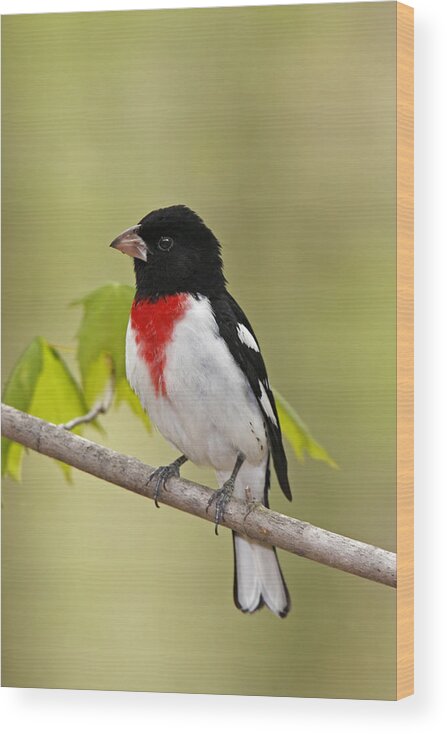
110;204;292;617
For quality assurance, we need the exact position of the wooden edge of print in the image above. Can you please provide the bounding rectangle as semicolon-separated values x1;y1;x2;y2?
396;1;414;700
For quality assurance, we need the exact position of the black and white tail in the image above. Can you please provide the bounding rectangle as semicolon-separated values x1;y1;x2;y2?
216;457;290;618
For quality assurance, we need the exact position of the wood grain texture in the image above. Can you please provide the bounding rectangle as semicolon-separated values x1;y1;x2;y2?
396;1;414;700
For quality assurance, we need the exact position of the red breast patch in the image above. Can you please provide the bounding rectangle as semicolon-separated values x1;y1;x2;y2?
131;294;189;396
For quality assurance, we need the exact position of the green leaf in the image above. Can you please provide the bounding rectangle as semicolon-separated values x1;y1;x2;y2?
73;283;151;432
273;389;338;469
115;377;151;432
73;283;132;399
2;337;88;480
2;338;45;480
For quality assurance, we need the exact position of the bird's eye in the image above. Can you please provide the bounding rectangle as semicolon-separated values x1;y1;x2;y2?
158;236;174;252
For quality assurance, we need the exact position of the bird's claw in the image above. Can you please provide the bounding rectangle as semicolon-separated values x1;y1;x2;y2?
148;462;180;508
206;479;235;535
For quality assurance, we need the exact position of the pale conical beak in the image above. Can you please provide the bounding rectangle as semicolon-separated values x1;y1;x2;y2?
110;225;148;261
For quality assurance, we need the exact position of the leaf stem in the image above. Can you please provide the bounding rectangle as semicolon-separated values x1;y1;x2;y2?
60;376;115;431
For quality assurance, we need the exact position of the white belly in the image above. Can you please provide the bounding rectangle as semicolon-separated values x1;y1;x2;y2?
126;295;267;470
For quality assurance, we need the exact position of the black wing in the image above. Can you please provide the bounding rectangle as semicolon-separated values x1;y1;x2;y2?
210;291;292;501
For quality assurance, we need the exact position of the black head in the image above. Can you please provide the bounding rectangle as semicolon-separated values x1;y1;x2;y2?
110;205;226;300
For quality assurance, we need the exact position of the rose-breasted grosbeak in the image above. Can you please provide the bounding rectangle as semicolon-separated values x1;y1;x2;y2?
111;205;292;617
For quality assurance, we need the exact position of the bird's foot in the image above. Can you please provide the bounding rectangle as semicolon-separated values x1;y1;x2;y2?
148;457;185;508
206;453;245;534
206;478;235;535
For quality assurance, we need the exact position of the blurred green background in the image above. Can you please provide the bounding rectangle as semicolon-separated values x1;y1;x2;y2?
2;3;397;698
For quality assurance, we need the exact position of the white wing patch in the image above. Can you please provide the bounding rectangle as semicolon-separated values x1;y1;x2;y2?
258;381;278;427
237;323;259;352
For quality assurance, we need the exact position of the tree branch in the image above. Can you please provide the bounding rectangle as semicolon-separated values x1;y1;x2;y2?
1;403;397;589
